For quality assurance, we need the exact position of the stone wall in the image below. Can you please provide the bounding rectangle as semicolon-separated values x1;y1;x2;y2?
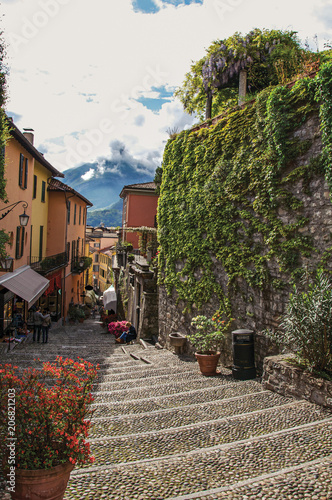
117;262;158;340
262;355;332;410
158;114;332;373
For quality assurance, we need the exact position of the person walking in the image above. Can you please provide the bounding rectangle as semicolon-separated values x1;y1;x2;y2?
41;309;51;344
33;307;44;343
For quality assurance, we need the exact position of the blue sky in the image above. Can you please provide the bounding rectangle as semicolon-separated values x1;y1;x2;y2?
137;85;174;112
1;0;331;173
133;0;203;13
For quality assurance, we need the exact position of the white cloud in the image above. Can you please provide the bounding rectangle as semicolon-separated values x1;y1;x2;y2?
81;168;95;181
1;0;331;173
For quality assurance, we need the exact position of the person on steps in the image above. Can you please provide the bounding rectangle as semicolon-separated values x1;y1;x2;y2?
33;307;44;343
115;322;137;344
42;309;52;344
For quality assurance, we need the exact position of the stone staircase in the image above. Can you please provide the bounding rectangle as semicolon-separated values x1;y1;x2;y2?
1;319;332;499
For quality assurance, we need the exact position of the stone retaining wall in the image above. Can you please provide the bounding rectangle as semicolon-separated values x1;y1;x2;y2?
158;114;332;372
262;355;332;410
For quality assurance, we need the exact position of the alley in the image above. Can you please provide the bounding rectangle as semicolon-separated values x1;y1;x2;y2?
1;319;332;500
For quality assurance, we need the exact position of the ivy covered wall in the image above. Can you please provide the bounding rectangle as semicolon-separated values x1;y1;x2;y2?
157;63;332;368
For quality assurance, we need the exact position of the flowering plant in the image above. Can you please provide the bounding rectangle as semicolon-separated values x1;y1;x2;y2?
0;357;98;470
190;311;233;354
108;320;128;338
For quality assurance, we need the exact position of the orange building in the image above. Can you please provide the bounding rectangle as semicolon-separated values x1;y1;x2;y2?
120;182;158;249
48;179;92;319
0;119;93;339
0;120;64;337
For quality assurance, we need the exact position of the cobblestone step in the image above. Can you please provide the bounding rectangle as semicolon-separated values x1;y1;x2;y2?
2;320;331;500
176;456;332;499
91;371;250;402
93;367;233;392
90;391;294;436
65;420;332;499
87;402;331;466
97;364;198;382
90;380;265;417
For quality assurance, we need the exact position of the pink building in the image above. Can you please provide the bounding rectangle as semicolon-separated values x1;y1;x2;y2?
120;182;158;249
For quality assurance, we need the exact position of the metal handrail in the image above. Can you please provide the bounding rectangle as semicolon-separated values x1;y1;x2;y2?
30;252;68;275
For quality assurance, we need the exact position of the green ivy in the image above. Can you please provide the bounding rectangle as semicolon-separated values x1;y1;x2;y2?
158;64;332;313
317;62;332;190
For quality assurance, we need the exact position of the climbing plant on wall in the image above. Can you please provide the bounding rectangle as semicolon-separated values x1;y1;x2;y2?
158;63;332;314
0;31;10;258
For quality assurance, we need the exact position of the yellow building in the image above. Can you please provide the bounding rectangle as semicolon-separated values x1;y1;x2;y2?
85;226;118;294
0;123;64;337
98;248;113;293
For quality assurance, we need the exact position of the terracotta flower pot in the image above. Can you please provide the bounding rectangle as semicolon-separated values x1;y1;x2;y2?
195;352;220;376
9;462;74;500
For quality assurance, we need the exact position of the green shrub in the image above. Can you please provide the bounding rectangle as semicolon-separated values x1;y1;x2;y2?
266;270;332;372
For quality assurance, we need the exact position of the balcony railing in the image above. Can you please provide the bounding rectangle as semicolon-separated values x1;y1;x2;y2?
71;255;92;274
30;252;68;275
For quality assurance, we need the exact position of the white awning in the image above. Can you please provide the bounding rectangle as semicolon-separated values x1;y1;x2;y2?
0;265;49;308
103;285;117;312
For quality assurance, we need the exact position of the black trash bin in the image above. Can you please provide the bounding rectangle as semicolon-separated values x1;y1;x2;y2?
232;329;256;380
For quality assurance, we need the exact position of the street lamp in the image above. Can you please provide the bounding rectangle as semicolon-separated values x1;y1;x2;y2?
0;201;29;226
0;201;29;272
19;206;29;226
0;256;14;272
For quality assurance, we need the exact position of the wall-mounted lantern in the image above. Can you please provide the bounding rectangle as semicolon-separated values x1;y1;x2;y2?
0;201;29;226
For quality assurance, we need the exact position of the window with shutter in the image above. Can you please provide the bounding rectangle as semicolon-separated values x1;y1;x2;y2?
33;175;37;199
15;226;21;259
39;226;43;261
24;158;28;188
20;227;25;257
19;154;24;187
41;181;46;202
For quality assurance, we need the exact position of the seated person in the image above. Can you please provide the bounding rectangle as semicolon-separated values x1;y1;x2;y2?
15;322;29;338
116;322;137;344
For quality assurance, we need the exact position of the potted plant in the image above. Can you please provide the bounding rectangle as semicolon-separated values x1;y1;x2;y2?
68;305;85;323
0;357;98;500
77;308;86;323
190;311;232;376
127;253;135;264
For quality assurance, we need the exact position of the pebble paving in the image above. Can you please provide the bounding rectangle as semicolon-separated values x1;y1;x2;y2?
1;319;332;500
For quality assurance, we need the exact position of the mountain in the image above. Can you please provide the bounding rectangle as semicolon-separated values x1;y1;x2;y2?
61;149;157;226
86;200;123;227
63;161;155;210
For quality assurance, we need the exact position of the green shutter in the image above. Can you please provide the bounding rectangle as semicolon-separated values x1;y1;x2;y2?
20;226;25;257
41;181;46;202
24;158;28;188
39;226;43;261
19;154;24;187
33;175;37;199
15;227;21;259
